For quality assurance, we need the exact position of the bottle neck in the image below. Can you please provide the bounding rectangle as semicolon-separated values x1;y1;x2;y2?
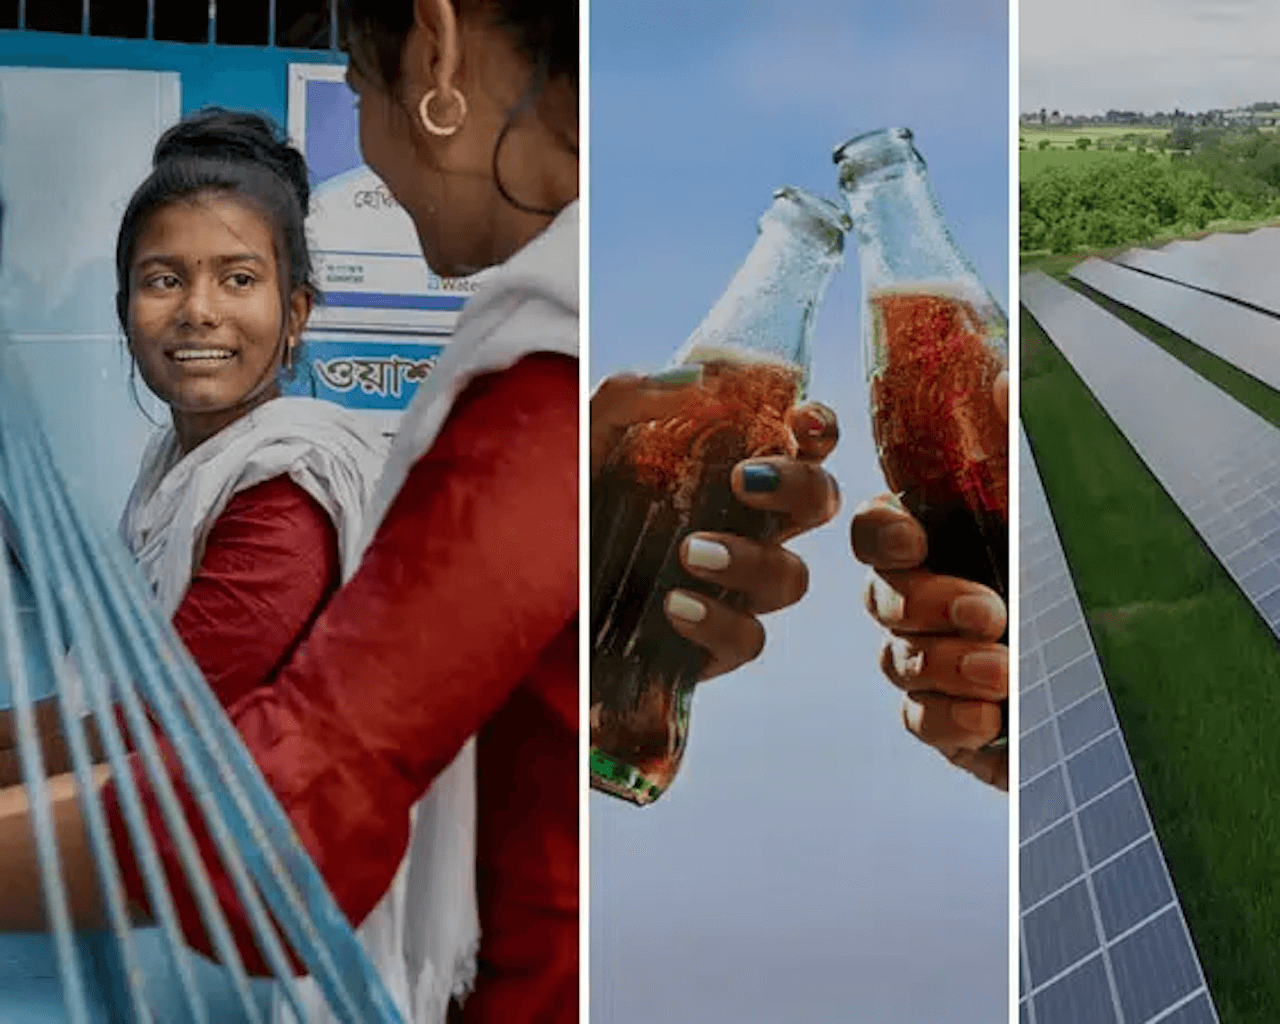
842;163;978;296
675;200;845;397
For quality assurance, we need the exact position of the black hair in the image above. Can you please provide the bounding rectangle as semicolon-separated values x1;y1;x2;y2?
337;0;577;216
114;107;317;334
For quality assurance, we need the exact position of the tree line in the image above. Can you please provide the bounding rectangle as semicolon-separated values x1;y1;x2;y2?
1021;128;1280;253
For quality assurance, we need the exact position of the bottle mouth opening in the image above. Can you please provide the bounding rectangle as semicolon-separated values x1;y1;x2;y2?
833;127;926;184
770;185;851;250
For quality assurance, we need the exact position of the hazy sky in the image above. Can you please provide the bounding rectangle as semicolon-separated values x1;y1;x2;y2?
1022;0;1280;113
590;2;1009;1022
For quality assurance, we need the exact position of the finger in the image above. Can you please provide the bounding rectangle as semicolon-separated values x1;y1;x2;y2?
589;369;704;476
947;746;1008;791
679;532;809;614
850;494;927;570
993;369;1009;426
864;569;1006;639
903;692;1002;752
789;402;840;464
662;588;765;682
879;635;1008;701
731;457;840;540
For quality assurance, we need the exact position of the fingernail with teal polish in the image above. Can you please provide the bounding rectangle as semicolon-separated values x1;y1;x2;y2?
741;464;781;493
645;366;703;388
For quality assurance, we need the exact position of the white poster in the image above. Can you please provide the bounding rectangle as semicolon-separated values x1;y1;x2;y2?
287;63;484;335
286;63;486;426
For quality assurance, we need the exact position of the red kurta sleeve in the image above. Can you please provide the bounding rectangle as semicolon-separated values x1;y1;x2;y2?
106;353;578;975
173;476;341;708
102;477;341;968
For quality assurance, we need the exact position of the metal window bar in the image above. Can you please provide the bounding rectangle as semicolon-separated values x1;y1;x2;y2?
0;343;404;1022
9;1;340;51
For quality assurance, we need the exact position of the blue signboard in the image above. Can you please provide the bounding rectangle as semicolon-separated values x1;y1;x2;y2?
281;338;446;411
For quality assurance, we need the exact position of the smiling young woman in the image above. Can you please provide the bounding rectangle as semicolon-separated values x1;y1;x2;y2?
124;194;312;451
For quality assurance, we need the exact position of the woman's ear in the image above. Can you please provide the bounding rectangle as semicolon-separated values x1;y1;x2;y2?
408;0;462;99
286;285;314;343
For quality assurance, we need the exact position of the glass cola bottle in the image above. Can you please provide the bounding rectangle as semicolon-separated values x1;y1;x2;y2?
835;127;1008;747
590;186;849;803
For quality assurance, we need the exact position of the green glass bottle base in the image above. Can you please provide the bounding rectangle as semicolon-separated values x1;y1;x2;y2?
590;749;665;805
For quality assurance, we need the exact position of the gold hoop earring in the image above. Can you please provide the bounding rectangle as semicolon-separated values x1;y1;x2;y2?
418;87;468;137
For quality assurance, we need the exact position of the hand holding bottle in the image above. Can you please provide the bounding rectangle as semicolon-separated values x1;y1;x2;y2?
591;371;840;682
851;371;1008;791
590;187;847;803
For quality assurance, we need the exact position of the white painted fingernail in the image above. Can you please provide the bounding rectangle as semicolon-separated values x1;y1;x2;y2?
685;537;731;572
871;576;905;624
889;636;924;680
904;698;924;733
666;591;708;623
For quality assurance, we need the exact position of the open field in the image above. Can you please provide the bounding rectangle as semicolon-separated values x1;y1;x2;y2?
1020;124;1172;147
1021;286;1280;1023
1019;146;1158;177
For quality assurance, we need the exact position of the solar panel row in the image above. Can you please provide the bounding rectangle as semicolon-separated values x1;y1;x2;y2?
1022;270;1280;642
1113;236;1280;318
1016;290;1220;1024
1070;257;1280;394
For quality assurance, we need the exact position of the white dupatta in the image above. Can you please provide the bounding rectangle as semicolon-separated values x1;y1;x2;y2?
121;397;390;613
115;397;421;1019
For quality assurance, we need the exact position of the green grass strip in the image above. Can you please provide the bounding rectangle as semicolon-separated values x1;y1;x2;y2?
1021;305;1280;1023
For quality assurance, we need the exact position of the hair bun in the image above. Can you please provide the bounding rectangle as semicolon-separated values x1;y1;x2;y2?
153;107;310;214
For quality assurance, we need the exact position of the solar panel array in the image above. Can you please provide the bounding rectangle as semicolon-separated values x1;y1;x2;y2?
1113;234;1280;316
1018;426;1218;1024
1022;270;1280;645
1070;257;1280;393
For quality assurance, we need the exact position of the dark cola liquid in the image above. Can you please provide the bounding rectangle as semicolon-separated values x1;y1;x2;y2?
903;485;1007;606
590;359;799;804
870;289;1009;744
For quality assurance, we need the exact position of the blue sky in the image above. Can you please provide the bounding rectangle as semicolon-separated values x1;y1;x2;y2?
589;3;1010;1023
